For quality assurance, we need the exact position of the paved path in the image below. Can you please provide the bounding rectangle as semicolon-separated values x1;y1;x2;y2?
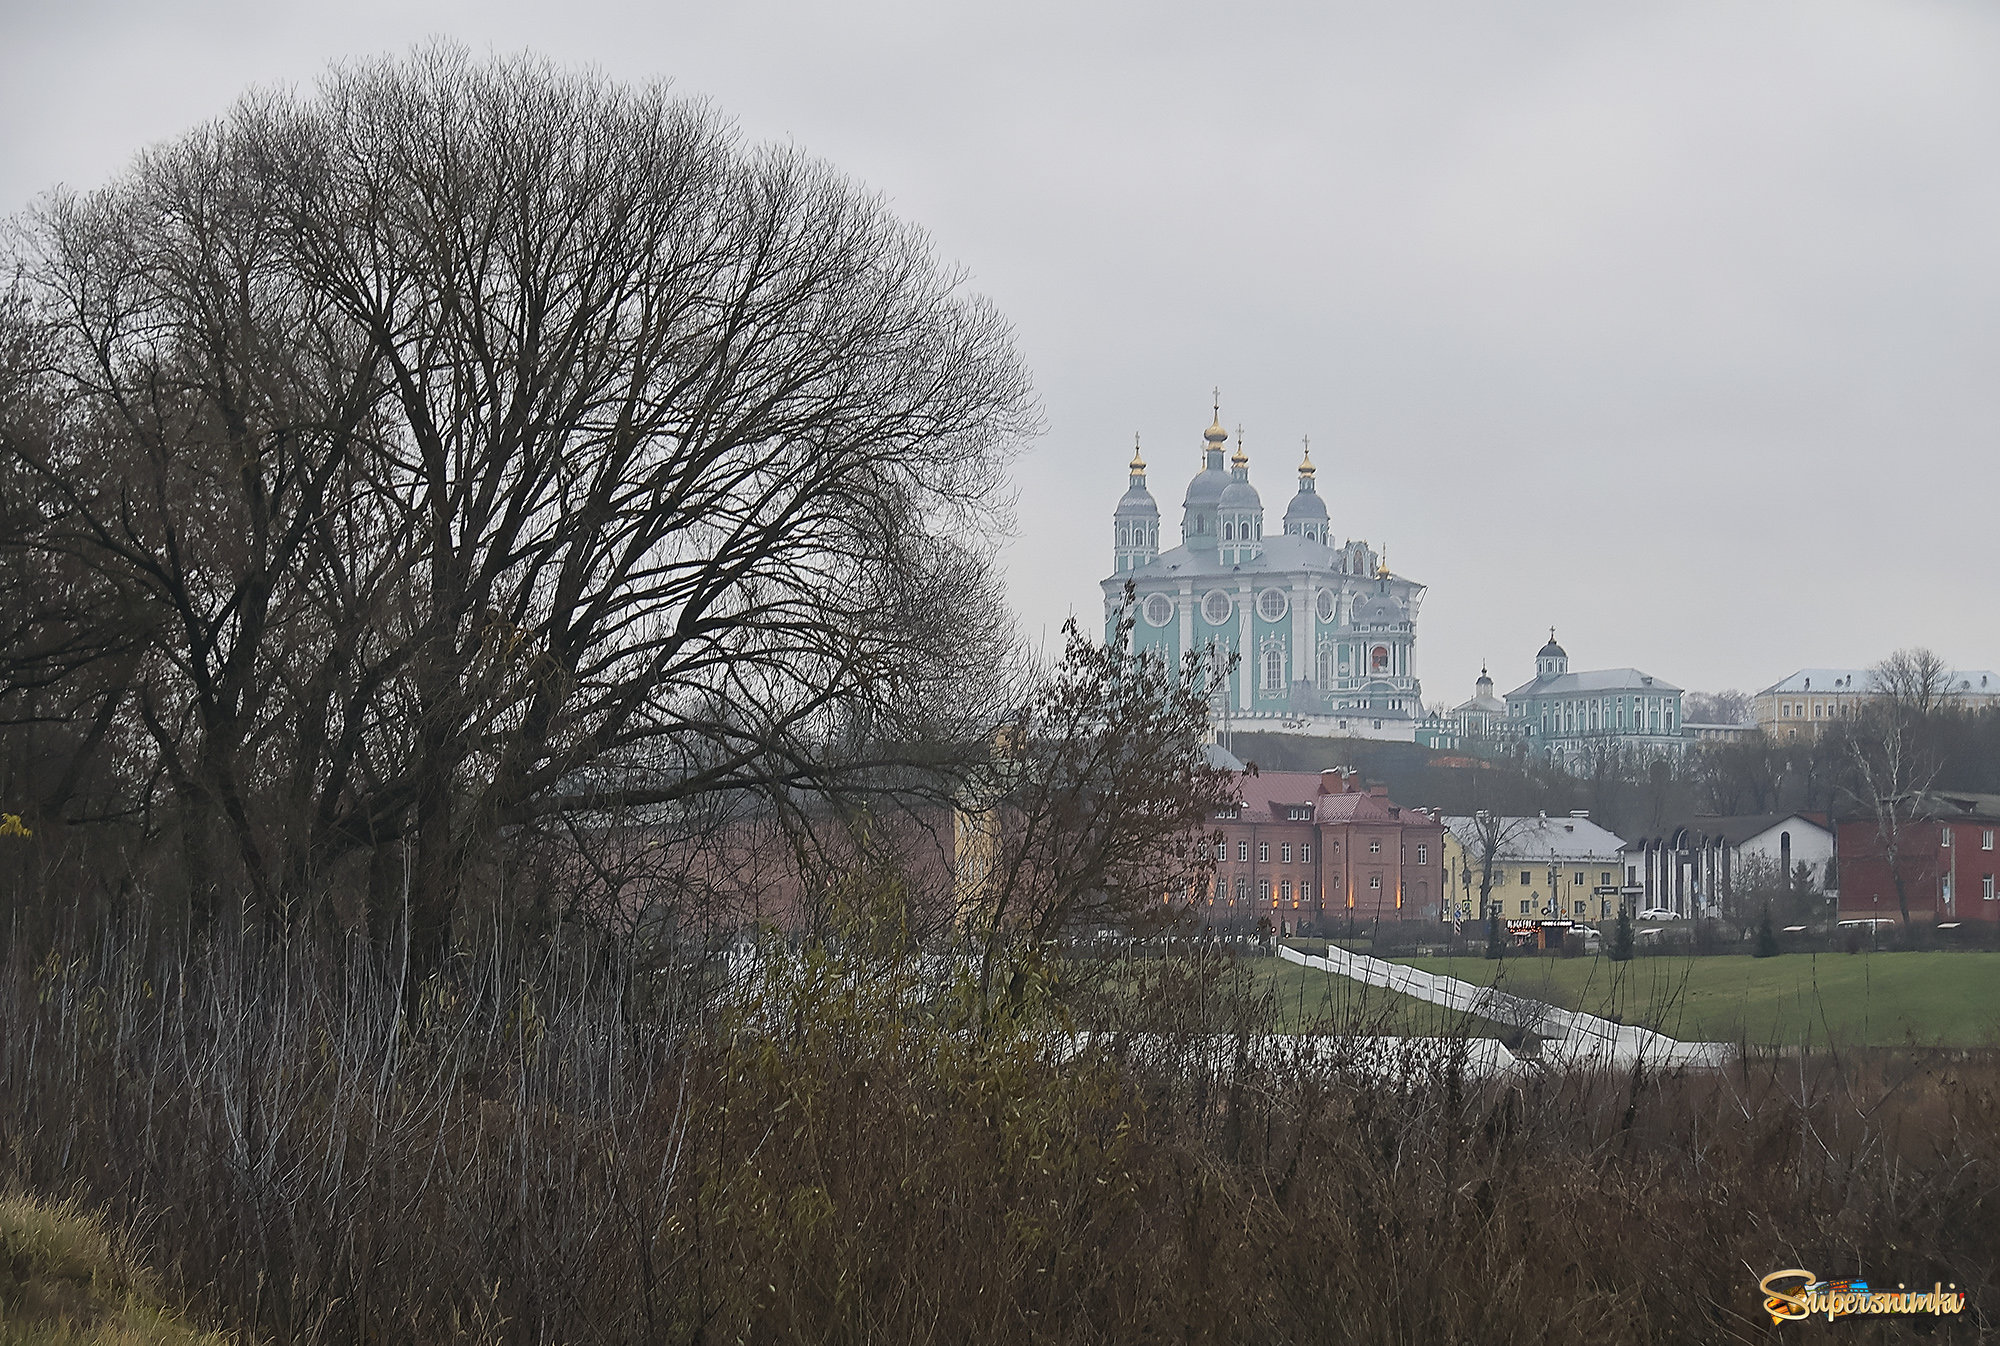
1278;944;1735;1070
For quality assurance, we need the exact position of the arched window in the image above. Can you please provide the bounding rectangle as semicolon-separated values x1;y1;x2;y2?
1223;521;1234;541
1317;645;1336;687
1263;646;1285;693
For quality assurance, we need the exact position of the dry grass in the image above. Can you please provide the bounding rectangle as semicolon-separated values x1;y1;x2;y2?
0;1193;229;1346
2;931;1997;1344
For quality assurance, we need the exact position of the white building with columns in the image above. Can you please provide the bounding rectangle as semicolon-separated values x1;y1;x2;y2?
1103;405;1426;740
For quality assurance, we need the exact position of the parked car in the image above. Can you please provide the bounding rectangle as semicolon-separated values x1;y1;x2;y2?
1636;907;1679;922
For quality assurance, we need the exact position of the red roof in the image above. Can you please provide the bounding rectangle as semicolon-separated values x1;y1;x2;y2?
1227;769;1432;827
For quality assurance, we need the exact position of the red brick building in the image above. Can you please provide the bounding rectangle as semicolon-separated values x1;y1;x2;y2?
1200;768;1445;935
1836;792;2000;927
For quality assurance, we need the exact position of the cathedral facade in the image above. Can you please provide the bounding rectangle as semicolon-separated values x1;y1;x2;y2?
1102;408;1426;740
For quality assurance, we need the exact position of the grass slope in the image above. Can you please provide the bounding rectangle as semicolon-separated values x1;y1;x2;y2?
1239;957;1502;1037
0;1194;227;1346
1395;950;2000;1048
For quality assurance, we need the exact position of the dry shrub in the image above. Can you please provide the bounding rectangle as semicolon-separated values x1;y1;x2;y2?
1;929;1996;1344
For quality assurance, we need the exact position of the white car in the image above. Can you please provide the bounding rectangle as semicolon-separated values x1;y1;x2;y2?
1636;907;1679;921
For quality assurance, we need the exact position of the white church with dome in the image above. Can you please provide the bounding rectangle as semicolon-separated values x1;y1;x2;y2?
1102;404;1426;740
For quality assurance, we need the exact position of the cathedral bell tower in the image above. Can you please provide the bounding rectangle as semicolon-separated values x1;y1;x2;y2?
1112;435;1159;572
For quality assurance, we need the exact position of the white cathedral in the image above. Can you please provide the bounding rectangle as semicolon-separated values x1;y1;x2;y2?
1101;405;1426;740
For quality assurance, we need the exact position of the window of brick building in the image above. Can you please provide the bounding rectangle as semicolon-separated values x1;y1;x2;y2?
1237;841;1249;863
1258;842;1270;863
1280;843;1292;864
1369;839;1382;854
1301;843;1312;863
1369;874;1382;889
1416;843;1428;864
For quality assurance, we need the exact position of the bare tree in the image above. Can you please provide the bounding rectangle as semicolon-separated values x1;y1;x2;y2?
1446;810;1536;925
1;47;1035;971
1840;700;1943;935
1873;648;1953;717
1682;689;1750;726
956;596;1236;1030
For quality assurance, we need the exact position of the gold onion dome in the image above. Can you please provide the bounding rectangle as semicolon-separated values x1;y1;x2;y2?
1298;445;1316;477
1231;426;1249;468
1129;434;1145;472
1204;418;1230;446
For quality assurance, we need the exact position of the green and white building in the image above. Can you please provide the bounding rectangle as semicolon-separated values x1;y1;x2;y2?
1503;632;1686;769
1104;408;1426;741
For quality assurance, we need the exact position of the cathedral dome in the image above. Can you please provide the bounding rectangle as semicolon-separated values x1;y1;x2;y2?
1284;487;1328;522
1218;477;1262;510
1116;481;1159;517
1538;632;1566;660
1356;593;1407;625
1183;464;1228;506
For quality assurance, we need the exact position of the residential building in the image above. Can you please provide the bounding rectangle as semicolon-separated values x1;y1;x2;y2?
1837;792;2000;927
1618;814;1835;919
1502;631;1685;769
1103;404;1426;741
1199;768;1445;934
1440;812;1629;925
1754;668;2000;743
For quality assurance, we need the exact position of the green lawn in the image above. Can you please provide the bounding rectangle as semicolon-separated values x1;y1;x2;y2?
1073;955;1501;1038
1393;951;2000;1049
1238;957;1501;1037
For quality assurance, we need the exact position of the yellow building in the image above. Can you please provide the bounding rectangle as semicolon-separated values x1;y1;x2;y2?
1441;813;1627;925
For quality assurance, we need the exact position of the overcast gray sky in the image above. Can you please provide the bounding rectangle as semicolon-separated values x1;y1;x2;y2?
6;0;1997;701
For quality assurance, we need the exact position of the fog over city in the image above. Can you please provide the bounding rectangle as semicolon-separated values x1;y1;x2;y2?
9;0;1996;697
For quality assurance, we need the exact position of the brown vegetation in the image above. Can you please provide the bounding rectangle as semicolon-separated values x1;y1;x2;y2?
3;929;1996;1345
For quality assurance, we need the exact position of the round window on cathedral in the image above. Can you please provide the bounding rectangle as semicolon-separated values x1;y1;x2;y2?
1142;593;1174;627
1201;590;1233;625
1256;588;1287;621
1315;589;1338;623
